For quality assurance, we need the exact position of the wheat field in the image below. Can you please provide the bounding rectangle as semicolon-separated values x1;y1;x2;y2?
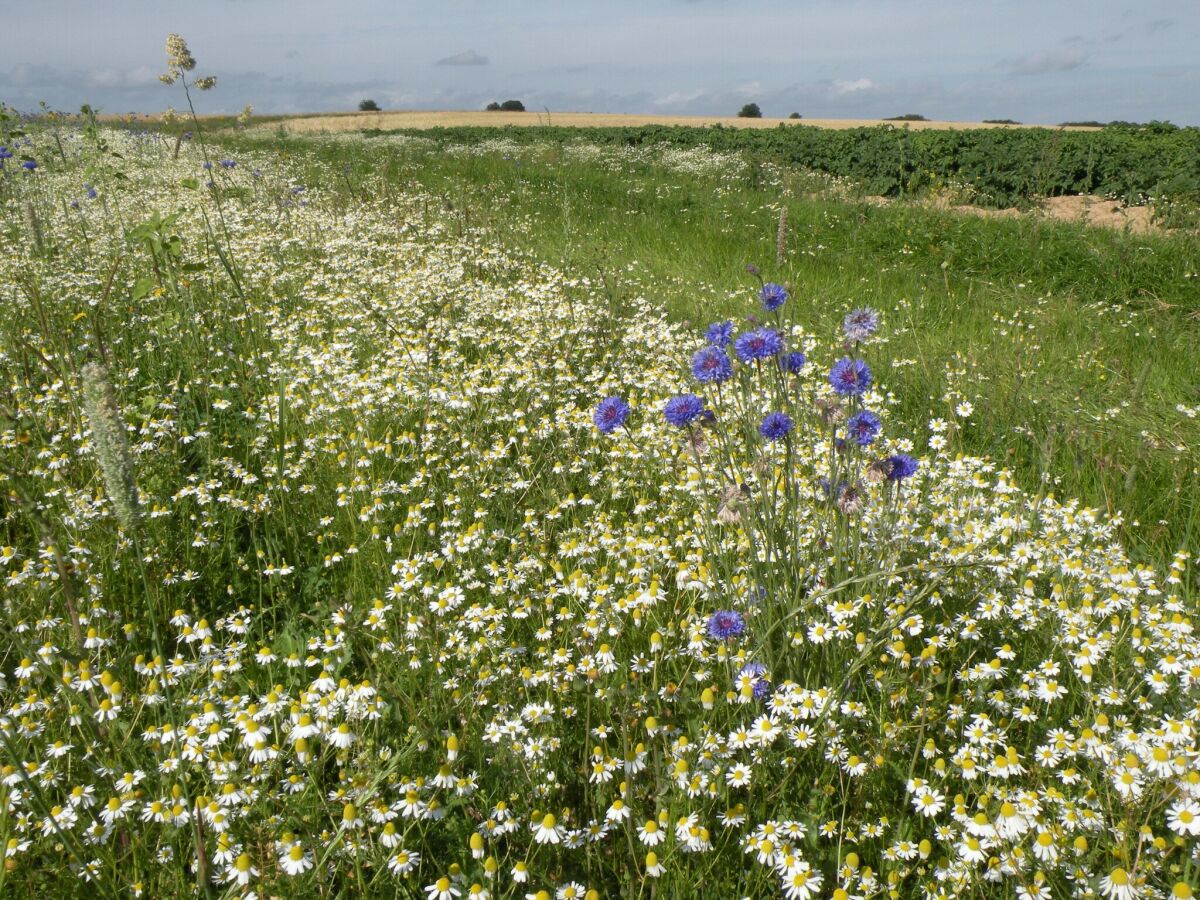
265;109;1096;133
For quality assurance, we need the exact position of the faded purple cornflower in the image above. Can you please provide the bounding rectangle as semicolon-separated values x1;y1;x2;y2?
593;396;630;434
663;394;705;428
782;351;806;374
707;610;745;640
202;161;213;170
759;282;788;312
759;412;793;442
219;159;237;168
829;357;871;396
846;410;881;446
704;321;733;348
691;346;732;384
734;327;784;363
843;307;880;343
886;453;919;481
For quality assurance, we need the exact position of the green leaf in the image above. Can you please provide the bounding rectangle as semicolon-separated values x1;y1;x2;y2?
179;177;199;190
130;277;154;301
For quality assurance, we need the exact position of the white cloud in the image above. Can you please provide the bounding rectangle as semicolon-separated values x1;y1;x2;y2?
832;78;877;94
87;66;160;89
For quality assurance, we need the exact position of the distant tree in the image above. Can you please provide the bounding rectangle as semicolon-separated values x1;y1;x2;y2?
485;102;502;111
737;102;763;118
983;118;1021;125
788;112;802;119
886;113;928;121
359;99;380;112
499;99;526;112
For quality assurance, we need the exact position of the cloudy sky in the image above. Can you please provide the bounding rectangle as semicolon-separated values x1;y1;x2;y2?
1;0;1197;124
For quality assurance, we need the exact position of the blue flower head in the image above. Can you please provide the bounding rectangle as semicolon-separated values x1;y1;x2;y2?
843;307;880;343
829;357;872;396
704;321;734;348
707;610;745;640
759;282;788;312
886;453;919;481
846;410;882;446
734;327;784;363
593;396;630;434
20;159;36;172
782;351;806;374
691;346;732;384
759;412;793;442
219;159;237;168
738;662;771;701
663;394;705;428
202;161;213;170
0;146;11;161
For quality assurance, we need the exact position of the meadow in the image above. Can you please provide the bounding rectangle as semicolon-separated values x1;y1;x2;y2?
1;45;1199;899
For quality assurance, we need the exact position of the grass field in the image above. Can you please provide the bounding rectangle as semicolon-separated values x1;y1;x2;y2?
2;93;1199;898
219;127;1200;563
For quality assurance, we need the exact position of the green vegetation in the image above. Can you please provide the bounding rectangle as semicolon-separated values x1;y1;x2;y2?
216;128;1200;563
358;121;1200;208
737;102;763;118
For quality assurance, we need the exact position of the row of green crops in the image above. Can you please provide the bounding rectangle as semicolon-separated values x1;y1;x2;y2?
367;122;1200;208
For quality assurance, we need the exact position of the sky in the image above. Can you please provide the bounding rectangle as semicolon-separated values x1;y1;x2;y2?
1;0;1197;125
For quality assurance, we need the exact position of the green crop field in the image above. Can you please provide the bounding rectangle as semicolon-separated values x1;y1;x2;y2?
2;72;1200;900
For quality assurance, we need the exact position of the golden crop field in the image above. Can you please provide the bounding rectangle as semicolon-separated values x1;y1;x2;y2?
266;109;1098;133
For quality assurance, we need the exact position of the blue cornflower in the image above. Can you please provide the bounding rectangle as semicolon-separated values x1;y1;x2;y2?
663;394;705;428
704;321;733;348
85;184;97;200
593;396;630;434
843;307;880;343
20;159;36;172
738;662;771;701
219;159;237;168
734;327;784;363
291;185;305;195
0;146;11;162
691;346;732;384
846;410;882;446
707;610;745;640
69;199;79;209
829;357;872;396
886;453;919;481
759;282;788;312
202;161;213;170
759;412;793;441
782;351;806;374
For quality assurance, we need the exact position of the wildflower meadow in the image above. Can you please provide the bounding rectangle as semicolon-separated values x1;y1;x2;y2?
1;34;1199;900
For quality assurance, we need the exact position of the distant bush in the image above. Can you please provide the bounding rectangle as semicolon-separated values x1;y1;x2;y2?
788;112;802;120
358;99;380;112
485;102;501;111
737;103;763;118
983;118;1020;125
1060;120;1107;128
499;100;526;112
886;113;928;121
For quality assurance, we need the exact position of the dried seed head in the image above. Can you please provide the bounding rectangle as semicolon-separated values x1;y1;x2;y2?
164;34;196;74
775;206;788;267
80;363;141;530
